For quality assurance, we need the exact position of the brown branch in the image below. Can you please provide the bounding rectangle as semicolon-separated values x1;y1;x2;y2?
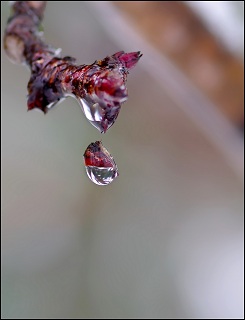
4;1;142;133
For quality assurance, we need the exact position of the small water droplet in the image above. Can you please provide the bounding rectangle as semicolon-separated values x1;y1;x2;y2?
83;141;119;185
46;97;65;110
85;166;118;186
78;96;121;133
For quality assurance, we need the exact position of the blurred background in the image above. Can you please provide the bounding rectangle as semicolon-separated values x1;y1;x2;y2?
1;1;244;318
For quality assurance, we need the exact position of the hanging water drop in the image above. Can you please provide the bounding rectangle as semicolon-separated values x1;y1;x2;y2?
83;141;119;185
78;96;121;133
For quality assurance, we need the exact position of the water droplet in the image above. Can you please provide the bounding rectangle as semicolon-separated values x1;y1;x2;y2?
85;166;118;186
46;97;65;110
78;96;121;133
83;141;119;185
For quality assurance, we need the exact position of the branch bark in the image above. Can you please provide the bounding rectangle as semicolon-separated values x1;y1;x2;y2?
4;1;142;133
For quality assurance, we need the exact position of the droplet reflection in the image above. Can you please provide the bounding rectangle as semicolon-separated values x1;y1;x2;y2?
78;96;121;133
83;141;119;185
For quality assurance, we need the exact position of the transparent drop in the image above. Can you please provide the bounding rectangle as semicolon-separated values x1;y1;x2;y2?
78;96;121;133
85;166;118;186
83;141;119;186
79;97;104;132
46;97;65;110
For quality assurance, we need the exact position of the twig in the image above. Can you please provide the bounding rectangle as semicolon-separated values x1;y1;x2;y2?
4;1;142;133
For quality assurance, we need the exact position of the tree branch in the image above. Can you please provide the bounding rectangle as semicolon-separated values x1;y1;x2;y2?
4;1;142;133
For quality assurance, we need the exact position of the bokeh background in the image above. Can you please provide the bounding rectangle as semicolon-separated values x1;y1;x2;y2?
1;1;244;318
